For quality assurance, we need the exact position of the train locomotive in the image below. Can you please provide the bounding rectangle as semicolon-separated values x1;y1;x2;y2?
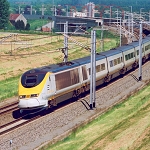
18;35;150;110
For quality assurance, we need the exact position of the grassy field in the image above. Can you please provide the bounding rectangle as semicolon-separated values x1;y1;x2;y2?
0;76;19;101
40;84;150;150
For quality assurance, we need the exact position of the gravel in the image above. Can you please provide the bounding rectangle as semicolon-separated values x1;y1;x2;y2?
1;62;150;150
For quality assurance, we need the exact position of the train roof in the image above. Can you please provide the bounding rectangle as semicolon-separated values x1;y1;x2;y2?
32;54;106;73
128;41;139;47
114;44;134;52
99;49;121;57
73;54;106;65
142;36;150;43
39;62;80;73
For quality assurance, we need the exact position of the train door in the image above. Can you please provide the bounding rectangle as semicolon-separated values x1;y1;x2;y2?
47;74;56;98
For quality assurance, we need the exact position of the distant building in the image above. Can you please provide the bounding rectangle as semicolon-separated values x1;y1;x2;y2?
68;2;95;18
85;2;95;18
71;12;87;17
9;14;27;26
41;26;51;32
41;22;54;32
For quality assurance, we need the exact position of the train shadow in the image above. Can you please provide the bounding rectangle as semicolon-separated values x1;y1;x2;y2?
12;107;54;120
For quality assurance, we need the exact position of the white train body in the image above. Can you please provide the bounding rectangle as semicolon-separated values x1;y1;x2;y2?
18;35;150;109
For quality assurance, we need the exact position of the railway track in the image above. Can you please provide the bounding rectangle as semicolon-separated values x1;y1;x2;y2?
1;60;150;149
0;102;18;115
0;93;78;136
0;61;149;138
0;106;49;136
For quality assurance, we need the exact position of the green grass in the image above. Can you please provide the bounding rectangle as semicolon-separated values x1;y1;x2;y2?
28;19;50;30
40;84;150;150
0;75;20;102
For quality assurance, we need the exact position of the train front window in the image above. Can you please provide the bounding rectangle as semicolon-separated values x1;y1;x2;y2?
25;75;37;87
21;70;47;88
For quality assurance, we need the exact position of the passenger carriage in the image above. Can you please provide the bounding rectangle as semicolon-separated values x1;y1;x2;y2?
18;35;150;110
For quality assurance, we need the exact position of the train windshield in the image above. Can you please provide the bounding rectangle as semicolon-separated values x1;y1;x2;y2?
25;75;37;87
21;71;47;88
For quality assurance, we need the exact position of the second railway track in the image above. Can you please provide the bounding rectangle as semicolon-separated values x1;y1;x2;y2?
0;102;18;115
0;61;148;135
1;61;150;150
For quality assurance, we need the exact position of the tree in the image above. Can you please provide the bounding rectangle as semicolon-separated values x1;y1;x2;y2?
25;23;30;30
0;0;9;29
15;20;25;30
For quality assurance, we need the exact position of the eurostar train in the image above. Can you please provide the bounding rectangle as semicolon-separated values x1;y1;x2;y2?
18;35;150;109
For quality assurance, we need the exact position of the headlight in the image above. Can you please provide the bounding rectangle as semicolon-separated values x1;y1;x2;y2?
31;94;39;97
19;95;26;99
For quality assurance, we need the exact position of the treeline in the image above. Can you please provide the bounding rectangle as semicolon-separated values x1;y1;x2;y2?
8;0;150;14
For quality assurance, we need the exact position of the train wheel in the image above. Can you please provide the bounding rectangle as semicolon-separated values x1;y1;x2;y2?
104;75;110;83
142;57;146;64
119;68;126;75
132;62;137;70
76;89;81;98
81;86;87;97
72;89;81;100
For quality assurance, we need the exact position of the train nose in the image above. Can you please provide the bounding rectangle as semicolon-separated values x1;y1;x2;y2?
18;98;40;109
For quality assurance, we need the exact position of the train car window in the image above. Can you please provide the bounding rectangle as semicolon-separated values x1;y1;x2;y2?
142;48;144;53
137;50;139;55
96;65;100;72
55;69;79;90
128;54;131;59
114;59;117;65
109;60;114;67
125;55;128;61
55;71;71;90
70;69;80;85
82;66;88;80
117;58;120;64
145;45;148;51
131;52;134;58
101;63;105;71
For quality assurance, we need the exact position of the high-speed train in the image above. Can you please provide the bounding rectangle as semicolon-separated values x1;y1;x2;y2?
18;35;150;109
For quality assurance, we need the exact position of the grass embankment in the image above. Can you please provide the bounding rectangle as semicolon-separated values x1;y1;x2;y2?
40;84;150;150
0;76;20;101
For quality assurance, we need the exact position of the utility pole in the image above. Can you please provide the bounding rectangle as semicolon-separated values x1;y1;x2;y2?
42;5;44;16
66;5;68;17
30;5;32;15
90;30;96;109
18;6;20;14
64;21;68;63
130;6;133;42
100;20;104;51
128;14;131;43
109;6;113;26
149;10;150;22
119;17;122;47
140;8;144;21
139;22;142;81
